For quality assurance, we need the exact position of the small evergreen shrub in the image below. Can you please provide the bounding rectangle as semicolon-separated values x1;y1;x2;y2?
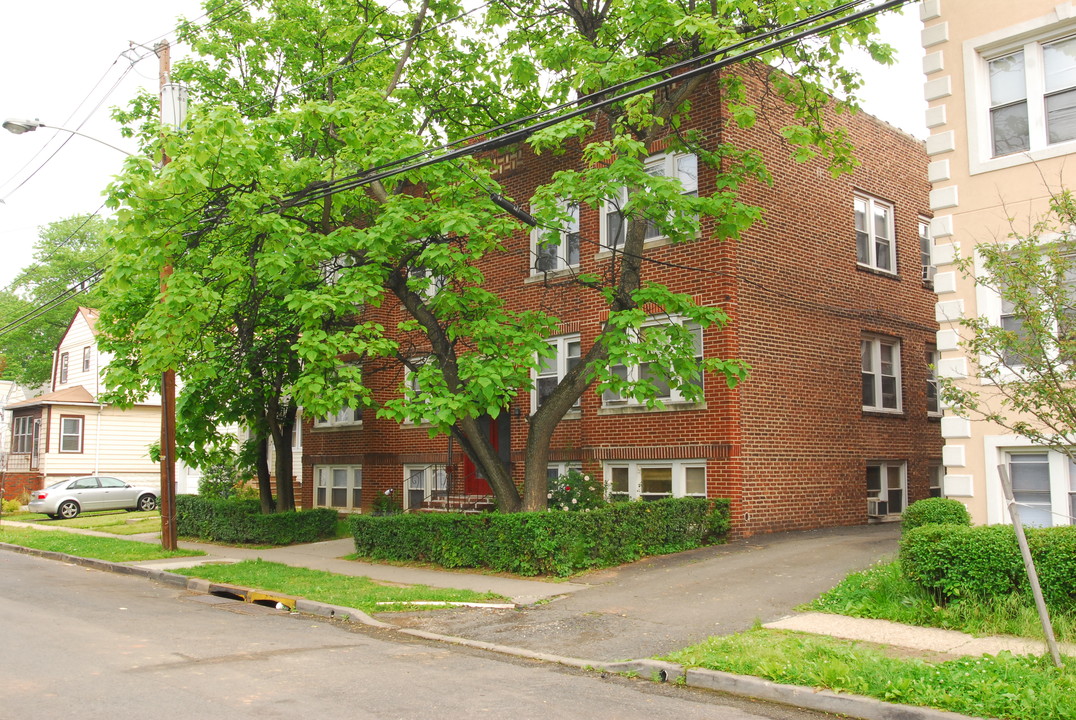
901;498;971;533
2;498;21;513
371;489;402;516
176;495;337;545
351;497;730;577
900;523;1076;611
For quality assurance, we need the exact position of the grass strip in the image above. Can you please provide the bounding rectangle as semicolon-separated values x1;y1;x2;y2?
665;628;1076;720
806;560;1076;643
0;526;203;562
175;558;508;613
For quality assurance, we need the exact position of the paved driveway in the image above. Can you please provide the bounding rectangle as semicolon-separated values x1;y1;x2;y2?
388;524;901;661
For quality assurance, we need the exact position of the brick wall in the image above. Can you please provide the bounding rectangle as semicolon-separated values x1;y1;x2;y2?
301;64;942;536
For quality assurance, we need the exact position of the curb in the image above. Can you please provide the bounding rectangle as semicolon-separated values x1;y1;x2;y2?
1;542;980;720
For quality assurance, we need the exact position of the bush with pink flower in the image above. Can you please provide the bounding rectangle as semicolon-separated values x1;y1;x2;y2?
547;469;606;512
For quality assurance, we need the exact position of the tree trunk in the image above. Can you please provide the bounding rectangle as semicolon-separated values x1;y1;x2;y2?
270;403;297;512
253;429;275;514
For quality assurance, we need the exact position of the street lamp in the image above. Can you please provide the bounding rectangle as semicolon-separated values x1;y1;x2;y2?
2;118;133;156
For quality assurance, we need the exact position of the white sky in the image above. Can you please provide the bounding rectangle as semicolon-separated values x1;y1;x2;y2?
0;1;926;291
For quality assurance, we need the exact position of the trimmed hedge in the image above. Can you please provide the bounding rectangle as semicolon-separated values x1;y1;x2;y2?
176;495;338;545
901;498;971;533
900;523;1076;611
350;497;731;577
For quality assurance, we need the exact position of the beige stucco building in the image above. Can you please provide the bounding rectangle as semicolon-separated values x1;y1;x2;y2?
924;0;1076;526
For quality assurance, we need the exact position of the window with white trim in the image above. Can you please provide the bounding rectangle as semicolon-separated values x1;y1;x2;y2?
404;464;447;509
601;152;698;249
603;318;703;407
59;416;83;453
82;346;91;372
929;464;944;499
1009;452;1053;526
59;352;69;385
546;462;582;482
314;465;362;511
12;416;33;454
866;461;906;516
862;336;901;412
532;201;580;274
925;346;940;416
534;334;581;410
605;460;706;501
854;194;895;273
987;36;1076;158
919;218;933;282
314;406;362;428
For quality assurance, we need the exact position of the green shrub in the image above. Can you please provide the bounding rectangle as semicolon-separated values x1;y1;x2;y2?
176;495;337;545
1;498;21;513
901;497;971;532
371;490;402;516
900;523;1076;612
350;497;730;577
547;469;606;512
197;452;245;500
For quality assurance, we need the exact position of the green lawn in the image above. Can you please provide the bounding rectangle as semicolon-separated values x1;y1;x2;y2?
0;526;202;562
665;629;1076;720
175;559;508;613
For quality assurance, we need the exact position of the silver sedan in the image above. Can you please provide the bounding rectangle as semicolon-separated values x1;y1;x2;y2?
28;476;160;520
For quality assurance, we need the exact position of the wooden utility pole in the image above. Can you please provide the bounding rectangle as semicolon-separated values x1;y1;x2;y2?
997;464;1062;667
157;39;178;551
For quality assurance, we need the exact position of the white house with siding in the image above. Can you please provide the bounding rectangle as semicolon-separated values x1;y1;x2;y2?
5;307;180;493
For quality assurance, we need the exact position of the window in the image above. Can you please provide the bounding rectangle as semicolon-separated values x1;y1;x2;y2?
546;462;582;482
866;461;906;516
929;465;944;498
12;416;33;454
605;460;706;501
925;346;941;416
861;336;901;412
314;465;362;511
1009;453;1053;526
532;201;580;273
534;334;581;410
59;416;83;453
314;406;362;428
59;352;69;385
292;410;302;450
998;277;1031;366
404;464;447;509
82;346;91;373
919;218;933;282
854;194;895;273
407;265;446;301
602;152;698;249
988;36;1076;158
603;318;703;407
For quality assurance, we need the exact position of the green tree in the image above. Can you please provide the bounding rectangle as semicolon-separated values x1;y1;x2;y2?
0;214;106;386
98;0;894;512
941;190;1076;460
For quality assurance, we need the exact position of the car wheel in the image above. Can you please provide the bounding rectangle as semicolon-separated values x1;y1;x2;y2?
58;500;80;520
137;494;158;512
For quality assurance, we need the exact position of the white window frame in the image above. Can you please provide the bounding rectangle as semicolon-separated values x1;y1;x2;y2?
403;464;448;509
292;409;303;450
58;352;69;385
861;335;902;413
59;415;83;453
984;436;1076;525
966;14;1076;174
313;406;363;428
12;416;33;454
929;464;944;499
600;151;699;250
919;217;934;283
866;460;906;517
313;465;362;512
854;193;896;274
546;462;582;481
82;346;92;373
533;334;581;412
531;200;580;274
604;460;707;501
925;346;941;416
602;317;703;408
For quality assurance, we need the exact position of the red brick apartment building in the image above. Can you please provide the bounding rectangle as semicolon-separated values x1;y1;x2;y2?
299;68;943;536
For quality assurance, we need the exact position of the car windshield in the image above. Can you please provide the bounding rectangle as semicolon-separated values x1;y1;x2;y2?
45;480;70;489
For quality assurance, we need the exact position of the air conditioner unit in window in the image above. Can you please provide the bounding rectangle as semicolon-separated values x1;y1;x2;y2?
867;498;888;518
922;265;937;283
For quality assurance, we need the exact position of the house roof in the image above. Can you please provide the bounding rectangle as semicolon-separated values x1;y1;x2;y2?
78;307;100;335
7;385;96;409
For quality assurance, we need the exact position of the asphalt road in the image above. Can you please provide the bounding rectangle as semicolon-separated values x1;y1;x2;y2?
0;551;831;720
